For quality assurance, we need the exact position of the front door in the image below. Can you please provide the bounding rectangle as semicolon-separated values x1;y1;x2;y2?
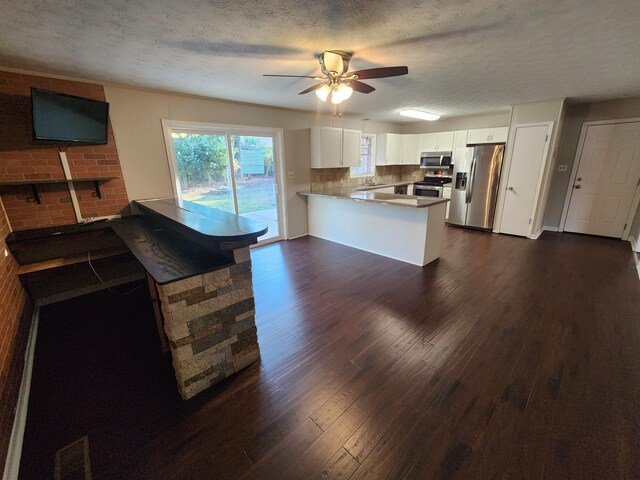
564;122;640;238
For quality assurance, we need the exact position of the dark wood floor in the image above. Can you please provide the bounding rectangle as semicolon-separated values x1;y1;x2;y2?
20;227;640;479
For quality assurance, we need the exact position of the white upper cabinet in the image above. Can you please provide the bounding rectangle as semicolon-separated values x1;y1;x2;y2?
376;133;402;166
467;127;509;145
492;127;509;143
419;131;454;152
310;127;362;168
453;130;468;148
342;129;362;167
420;133;438;152
435;131;454;151
401;134;421;165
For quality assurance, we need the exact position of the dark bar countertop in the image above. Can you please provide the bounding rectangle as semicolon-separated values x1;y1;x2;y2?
6;198;268;285
135;198;268;241
114;197;267;284
110;215;235;285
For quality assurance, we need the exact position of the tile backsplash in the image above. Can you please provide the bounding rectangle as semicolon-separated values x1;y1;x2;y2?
310;165;426;191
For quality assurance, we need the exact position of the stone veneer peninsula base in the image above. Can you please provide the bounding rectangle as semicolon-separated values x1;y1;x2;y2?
112;198;268;400
155;247;260;399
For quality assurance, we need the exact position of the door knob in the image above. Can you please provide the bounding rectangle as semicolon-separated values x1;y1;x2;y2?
574;185;581;189
508;187;514;191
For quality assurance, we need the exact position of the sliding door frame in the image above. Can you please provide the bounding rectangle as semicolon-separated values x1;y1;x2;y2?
161;119;288;244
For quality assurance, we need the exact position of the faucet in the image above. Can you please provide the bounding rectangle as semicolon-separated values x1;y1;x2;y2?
363;177;377;186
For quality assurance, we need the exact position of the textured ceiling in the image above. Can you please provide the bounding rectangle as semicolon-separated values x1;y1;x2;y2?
1;0;640;122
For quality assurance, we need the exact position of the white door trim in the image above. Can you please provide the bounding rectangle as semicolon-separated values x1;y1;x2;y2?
559;117;640;239
494;121;553;238
160;119;288;242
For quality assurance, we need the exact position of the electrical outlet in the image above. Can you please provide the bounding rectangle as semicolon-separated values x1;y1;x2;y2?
558;165;568;172
287;172;294;179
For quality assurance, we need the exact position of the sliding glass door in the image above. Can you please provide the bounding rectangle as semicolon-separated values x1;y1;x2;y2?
231;135;279;241
163;122;284;244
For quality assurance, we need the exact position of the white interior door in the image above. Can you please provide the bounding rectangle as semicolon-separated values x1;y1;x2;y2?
565;122;640;238
499;124;550;237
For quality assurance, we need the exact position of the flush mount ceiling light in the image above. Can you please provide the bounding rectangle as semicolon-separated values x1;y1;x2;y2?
264;51;408;105
400;109;440;121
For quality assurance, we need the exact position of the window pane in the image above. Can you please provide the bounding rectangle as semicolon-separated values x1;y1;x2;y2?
171;132;235;213
230;135;279;241
351;135;375;176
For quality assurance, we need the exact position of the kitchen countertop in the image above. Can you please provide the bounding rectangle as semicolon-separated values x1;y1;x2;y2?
353;181;412;191
298;187;449;208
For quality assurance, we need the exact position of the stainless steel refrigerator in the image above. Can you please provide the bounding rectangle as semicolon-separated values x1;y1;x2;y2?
448;144;505;230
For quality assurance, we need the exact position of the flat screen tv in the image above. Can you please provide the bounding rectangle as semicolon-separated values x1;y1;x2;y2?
31;88;109;145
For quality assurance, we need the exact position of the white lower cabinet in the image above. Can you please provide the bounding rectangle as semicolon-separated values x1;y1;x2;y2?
374;186;396;194
443;186;452;220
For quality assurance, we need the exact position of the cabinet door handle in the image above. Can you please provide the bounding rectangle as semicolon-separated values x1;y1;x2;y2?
508;187;514;191
574;185;581;189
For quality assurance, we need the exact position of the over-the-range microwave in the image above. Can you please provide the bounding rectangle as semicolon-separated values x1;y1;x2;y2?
420;151;453;169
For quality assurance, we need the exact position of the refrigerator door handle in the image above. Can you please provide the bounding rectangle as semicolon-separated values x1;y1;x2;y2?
467;157;477;204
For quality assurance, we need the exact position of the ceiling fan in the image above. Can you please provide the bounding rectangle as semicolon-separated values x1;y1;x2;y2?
263;50;409;105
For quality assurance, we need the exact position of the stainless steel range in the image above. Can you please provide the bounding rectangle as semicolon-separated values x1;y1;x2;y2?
413;170;453;198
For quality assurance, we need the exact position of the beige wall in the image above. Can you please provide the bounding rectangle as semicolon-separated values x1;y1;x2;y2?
400;110;511;134
543;96;640;235
103;85;401;239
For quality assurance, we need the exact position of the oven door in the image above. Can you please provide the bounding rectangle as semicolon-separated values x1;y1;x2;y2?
414;185;442;198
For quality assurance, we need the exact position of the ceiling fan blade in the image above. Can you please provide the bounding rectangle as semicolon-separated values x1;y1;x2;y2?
348;80;375;94
349;66;409;79
263;74;320;78
298;83;326;95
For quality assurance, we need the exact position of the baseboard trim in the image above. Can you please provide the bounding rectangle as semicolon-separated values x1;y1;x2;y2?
629;239;640;281
530;227;545;240
286;233;309;240
2;308;39;480
543;225;560;232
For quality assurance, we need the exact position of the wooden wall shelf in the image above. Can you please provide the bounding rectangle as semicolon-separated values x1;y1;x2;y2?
0;176;118;204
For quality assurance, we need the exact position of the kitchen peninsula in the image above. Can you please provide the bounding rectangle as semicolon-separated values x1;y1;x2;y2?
298;188;448;266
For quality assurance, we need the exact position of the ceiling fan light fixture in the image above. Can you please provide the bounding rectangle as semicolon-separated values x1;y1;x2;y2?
400;109;440;121
315;84;331;102
331;83;353;104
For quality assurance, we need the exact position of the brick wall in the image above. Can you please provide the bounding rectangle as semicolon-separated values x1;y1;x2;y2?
0;199;29;467
0;70;129;230
0;70;130;467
